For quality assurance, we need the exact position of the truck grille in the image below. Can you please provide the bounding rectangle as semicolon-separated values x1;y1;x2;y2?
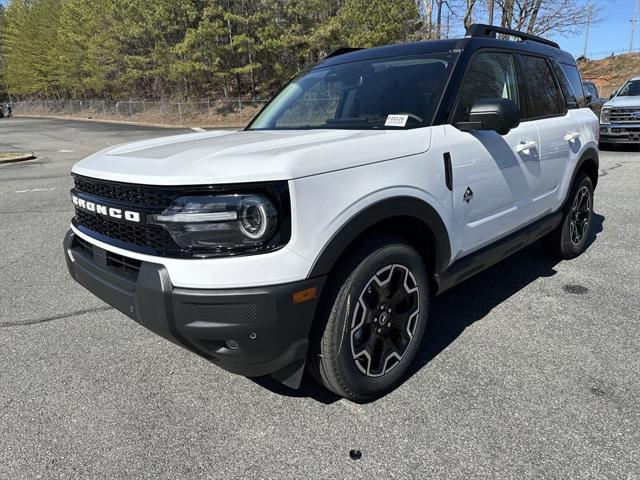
608;108;640;124
72;175;179;254
74;210;175;251
73;174;177;208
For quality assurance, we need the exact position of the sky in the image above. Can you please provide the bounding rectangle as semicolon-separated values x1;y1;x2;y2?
0;0;637;59
549;0;640;57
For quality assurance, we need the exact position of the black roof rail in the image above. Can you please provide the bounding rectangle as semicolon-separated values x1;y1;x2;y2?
466;23;560;49
324;47;363;59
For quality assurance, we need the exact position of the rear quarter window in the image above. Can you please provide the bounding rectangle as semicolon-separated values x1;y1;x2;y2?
555;63;587;109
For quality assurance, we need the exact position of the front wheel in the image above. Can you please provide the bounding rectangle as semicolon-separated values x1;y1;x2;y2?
309;237;429;402
544;173;594;259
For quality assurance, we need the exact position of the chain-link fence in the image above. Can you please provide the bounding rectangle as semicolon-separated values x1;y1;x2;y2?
10;99;270;126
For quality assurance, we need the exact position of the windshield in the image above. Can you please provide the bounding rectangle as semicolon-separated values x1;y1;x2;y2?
618;79;640;97
248;52;457;130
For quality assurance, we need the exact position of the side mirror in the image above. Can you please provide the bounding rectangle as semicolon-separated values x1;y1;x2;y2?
585;94;593;105
455;98;521;136
609;90;617;99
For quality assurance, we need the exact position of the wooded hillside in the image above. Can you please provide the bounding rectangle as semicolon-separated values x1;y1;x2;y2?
0;0;597;102
0;0;419;100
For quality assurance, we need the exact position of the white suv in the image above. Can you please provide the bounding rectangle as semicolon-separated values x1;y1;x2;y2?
64;25;600;401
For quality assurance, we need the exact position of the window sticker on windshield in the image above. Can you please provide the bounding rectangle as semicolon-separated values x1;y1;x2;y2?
385;114;408;127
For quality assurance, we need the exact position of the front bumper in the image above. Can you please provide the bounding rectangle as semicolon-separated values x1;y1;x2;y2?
63;230;325;387
600;125;640;144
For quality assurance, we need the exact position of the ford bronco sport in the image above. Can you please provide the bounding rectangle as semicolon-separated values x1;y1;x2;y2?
64;24;600;401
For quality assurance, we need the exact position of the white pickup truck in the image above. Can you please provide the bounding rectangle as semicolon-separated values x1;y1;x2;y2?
600;77;640;147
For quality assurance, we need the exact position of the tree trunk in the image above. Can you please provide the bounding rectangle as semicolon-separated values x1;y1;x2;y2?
527;0;544;34
501;0;515;30
464;0;477;29
435;0;442;39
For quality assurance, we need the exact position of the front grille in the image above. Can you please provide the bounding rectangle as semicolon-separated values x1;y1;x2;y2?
75;210;175;251
106;251;142;277
73;174;177;208
75;235;94;257
71;234;141;278
72;174;181;254
609;108;640;124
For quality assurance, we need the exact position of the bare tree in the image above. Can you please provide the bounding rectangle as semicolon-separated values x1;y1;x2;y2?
492;0;598;36
464;0;478;28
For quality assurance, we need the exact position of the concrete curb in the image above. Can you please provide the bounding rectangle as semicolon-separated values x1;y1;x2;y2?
0;152;37;164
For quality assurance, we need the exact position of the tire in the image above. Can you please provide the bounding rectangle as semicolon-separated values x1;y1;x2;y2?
544;173;594;259
308;236;429;402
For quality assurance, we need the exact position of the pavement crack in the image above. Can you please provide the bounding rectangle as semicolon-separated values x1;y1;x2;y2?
599;162;625;177
0;244;45;270
0;306;113;328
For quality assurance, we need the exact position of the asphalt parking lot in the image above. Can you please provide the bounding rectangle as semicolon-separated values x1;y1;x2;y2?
1;117;639;479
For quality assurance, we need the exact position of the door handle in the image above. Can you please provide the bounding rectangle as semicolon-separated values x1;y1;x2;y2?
564;131;581;142
516;140;537;153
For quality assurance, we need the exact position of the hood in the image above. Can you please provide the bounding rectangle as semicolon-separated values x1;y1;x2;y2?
72;128;432;185
604;95;640;109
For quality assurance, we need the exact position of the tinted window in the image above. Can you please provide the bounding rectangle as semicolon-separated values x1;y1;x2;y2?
584;82;598;99
556;62;586;109
249;53;456;130
454;52;519;121
520;55;564;118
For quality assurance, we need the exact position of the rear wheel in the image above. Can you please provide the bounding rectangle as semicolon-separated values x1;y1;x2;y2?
544;173;594;259
309;237;429;402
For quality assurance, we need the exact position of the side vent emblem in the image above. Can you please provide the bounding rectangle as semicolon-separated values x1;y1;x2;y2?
463;187;474;203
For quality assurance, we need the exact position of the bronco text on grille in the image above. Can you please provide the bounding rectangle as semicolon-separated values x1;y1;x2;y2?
71;174;181;255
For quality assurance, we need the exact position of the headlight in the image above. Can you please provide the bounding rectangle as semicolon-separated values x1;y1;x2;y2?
149;194;280;253
600;107;612;125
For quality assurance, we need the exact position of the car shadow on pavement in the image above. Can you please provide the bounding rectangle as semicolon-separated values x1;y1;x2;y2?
254;213;604;404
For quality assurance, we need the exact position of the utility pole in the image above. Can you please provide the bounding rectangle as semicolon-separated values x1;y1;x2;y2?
583;1;593;58
631;0;640;52
488;0;494;25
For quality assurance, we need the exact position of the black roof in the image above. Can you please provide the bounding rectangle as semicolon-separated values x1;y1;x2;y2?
314;29;574;70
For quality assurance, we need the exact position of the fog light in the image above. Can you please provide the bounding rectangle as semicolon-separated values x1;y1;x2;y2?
225;340;240;350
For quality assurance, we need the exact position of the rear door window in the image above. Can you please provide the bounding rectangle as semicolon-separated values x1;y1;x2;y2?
519;55;565;119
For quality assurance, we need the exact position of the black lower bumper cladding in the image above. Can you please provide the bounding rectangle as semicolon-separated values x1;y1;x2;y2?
63;230;325;388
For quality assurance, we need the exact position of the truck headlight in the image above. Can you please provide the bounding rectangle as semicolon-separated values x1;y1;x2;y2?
149;194;280;253
600;107;612;125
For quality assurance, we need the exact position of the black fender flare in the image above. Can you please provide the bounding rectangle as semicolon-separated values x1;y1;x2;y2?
574;147;599;189
307;196;452;278
558;147;598;211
